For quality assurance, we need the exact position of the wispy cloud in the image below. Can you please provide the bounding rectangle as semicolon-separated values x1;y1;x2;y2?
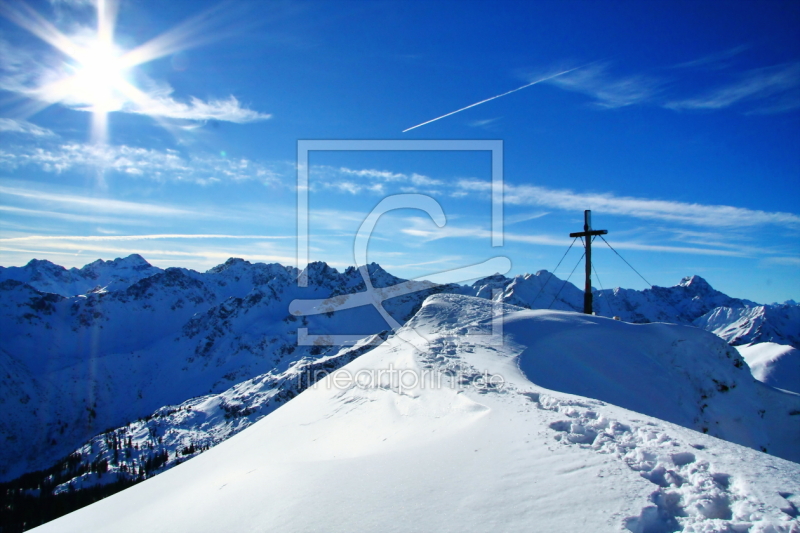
544;63;661;108
0;233;292;243
400;217;749;257
532;54;800;115
336;166;442;186
762;256;800;267
503;183;800;228
122;86;271;123
505;211;549;225
337;167;406;182
0;142;285;184
468;117;501;128
672;45;751;70
452;180;800;229
306;166;800;231
665;63;800;113
0;204;142;225
310;166;444;195
0;184;200;217
0;118;55;137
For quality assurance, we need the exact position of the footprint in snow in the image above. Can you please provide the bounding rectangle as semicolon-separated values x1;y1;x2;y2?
525;391;799;532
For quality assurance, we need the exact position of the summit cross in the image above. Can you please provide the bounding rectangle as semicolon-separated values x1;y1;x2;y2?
569;210;608;315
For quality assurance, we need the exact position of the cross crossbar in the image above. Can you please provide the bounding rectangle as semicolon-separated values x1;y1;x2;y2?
569;230;608;238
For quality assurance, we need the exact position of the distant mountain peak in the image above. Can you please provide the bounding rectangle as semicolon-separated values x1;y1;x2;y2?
115;253;150;267
678;275;713;291
304;261;337;278
206;257;251;274
82;254;152;271
24;259;64;271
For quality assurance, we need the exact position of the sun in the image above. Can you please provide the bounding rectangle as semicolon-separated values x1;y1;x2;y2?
0;0;202;144
69;39;128;114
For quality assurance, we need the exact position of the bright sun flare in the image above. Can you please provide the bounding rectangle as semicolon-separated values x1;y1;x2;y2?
1;0;198;144
68;41;128;113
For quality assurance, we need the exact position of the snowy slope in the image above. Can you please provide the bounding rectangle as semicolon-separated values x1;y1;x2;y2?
0;255;162;296
7;334;387;499
32;294;800;533
736;343;800;394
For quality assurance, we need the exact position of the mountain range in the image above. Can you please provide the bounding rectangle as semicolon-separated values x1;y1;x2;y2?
22;294;800;533
1;254;798;532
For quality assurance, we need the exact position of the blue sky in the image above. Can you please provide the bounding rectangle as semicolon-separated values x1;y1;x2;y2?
0;0;798;303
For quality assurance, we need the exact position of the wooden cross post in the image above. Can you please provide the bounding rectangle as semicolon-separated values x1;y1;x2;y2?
569;210;608;315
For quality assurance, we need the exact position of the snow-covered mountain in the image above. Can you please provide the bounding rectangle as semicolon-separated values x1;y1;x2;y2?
28;295;800;533
2;256;798;482
3;254;799;532
0;255;161;296
696;304;800;348
470;270;752;325
468;270;800;350
0;257;449;481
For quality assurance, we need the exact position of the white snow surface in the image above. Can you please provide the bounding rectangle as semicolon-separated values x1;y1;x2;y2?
34;295;800;533
737;343;800;394
47;334;389;495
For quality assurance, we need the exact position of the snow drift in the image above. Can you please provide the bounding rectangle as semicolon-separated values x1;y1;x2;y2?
737;342;800;394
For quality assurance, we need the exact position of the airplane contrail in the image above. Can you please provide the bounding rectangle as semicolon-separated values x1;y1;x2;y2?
402;65;584;133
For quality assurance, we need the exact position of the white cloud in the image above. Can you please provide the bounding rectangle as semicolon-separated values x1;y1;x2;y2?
666;63;800;112
400;218;749;257
126;93;271;123
410;173;442;186
468;117;500;128
333;167;441;185
453;180;800;229
338;167;407;182
671;45;751;70
0;184;201;217
0;205;142;225
311;166;443;195
0;233;292;243
315;165;800;231
0;142;285;184
535;57;799;115
762;256;800;266
545;63;660;108
456;178;492;191
505;211;549;225
0;118;56;137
